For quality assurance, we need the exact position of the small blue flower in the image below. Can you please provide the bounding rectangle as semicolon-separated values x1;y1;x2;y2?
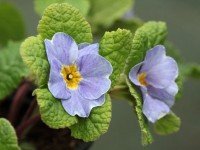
129;45;178;123
44;32;113;117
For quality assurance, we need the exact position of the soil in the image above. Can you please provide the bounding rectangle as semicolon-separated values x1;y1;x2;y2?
0;81;93;150
26;121;92;150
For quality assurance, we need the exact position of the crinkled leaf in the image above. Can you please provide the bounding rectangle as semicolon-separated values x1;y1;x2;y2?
0;41;28;100
38;3;92;44
154;112;181;135
89;0;134;27
70;94;112;142
126;78;153;145
0;2;25;46
125;21;167;73
99;29;132;88
34;0;90;17
20;35;49;86
35;88;78;128
0;118;21;150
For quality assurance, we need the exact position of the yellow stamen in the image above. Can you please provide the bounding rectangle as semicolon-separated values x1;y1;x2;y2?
61;64;82;90
138;72;148;86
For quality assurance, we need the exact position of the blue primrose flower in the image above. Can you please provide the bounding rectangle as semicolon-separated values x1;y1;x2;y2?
44;32;113;117
129;45;178;123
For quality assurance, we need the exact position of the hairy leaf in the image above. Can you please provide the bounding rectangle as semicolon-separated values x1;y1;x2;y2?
126;78;153;145
125;21;167;73
35;88;78;128
20;35;49;86
100;29;132;88
154;112;181;135
38;3;92;44
0;118;20;150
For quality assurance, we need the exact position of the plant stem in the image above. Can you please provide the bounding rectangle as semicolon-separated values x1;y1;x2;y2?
16;114;41;139
21;98;37;122
8;81;31;125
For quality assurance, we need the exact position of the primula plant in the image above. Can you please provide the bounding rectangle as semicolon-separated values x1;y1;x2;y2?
0;0;200;150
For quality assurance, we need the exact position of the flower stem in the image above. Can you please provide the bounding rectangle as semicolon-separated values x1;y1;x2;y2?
16;114;41;139
21;98;37;123
8;81;31;125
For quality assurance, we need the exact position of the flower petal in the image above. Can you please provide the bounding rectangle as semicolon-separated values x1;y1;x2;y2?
145;56;178;88
140;45;178;88
76;54;112;78
44;39;57;64
78;43;99;58
148;81;178;107
48;32;78;65
78;43;90;50
48;58;71;99
129;62;144;86
61;91;105;117
141;45;166;72
78;77;111;99
142;94;170;123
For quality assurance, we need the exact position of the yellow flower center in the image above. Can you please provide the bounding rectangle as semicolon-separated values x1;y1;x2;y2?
138;72;148;86
61;64;82;90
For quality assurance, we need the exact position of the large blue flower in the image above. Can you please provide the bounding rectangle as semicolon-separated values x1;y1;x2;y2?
129;45;178;123
44;32;113;117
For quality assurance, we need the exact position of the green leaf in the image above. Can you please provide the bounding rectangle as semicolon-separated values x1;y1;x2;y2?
99;29;132;88
182;63;200;79
0;2;25;46
0;41;28;100
0;118;21;150
154;112;181;135
35;87;78;128
126;78;153;145
70;94;112;142
20;35;49;86
93;18;143;38
125;21;167;73
34;0;90;17
89;0;134;27
38;3;92;44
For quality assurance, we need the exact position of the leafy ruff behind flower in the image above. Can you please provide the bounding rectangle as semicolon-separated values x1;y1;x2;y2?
129;45;178;123
44;32;113;117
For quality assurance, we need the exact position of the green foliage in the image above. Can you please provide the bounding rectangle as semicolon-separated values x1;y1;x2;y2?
88;0;134;27
93;18;143;38
125;21;167;73
154;112;181;135
0;41;28;100
0;2;25;46
180;63;200;79
70;94;112;142
20;35;49;86
35;88;78;128
34;0;90;17
99;29;132;88
38;3;92;44
0;118;20;150
126;78;153;145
